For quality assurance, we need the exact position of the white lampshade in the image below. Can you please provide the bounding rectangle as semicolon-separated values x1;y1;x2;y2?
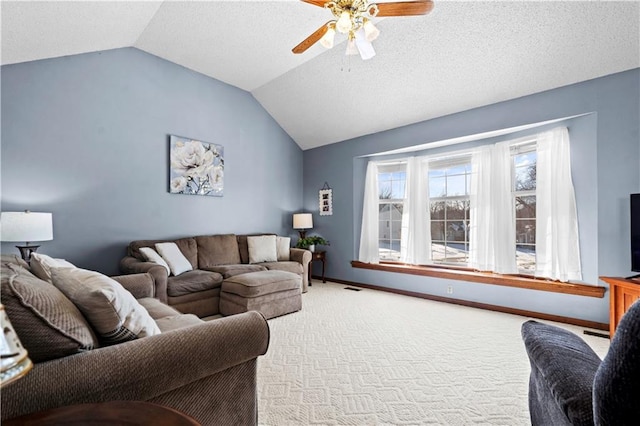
336;11;352;34
320;26;336;49
363;19;380;42
293;213;313;230
0;211;53;243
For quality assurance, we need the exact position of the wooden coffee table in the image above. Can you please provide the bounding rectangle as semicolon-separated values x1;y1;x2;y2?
4;401;201;425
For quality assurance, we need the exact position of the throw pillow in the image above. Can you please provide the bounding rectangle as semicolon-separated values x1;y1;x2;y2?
139;247;170;276
247;235;278;264
276;236;291;261
51;268;161;344
1;263;98;362
155;242;193;276
30;252;76;283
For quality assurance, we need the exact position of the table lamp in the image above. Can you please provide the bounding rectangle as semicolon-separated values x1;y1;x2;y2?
1;305;33;387
293;213;313;239
0;211;53;262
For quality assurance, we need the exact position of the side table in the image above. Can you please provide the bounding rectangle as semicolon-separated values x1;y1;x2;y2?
3;401;201;426
309;250;326;285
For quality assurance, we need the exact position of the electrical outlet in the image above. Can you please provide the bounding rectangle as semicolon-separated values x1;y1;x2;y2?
447;285;453;294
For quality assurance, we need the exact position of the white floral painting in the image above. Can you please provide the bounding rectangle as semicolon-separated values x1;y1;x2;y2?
169;135;224;197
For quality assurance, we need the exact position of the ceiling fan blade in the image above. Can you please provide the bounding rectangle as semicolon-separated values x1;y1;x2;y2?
292;22;332;54
300;0;327;8
374;0;434;17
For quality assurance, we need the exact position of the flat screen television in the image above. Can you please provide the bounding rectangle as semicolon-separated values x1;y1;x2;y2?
632;193;640;274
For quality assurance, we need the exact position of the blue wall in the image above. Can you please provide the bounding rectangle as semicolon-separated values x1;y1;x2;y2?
1;48;303;274
304;69;640;324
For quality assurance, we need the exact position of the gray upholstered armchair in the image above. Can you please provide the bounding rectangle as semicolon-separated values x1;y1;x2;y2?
521;299;640;425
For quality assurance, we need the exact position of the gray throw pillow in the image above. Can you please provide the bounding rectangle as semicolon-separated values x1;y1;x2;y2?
0;263;98;363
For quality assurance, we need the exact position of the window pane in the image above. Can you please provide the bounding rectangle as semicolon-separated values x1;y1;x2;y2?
391;221;402;239
515;196;536;218
446;200;467;220
391;181;405;199
516;219;536;244
431;221;445;241
516;244;536;273
447;221;466;242
430;201;445;220
443;242;468;264
430;177;446;198
379;182;392;199
446;174;466;196
429;169;445;179
514;152;536;191
431;242;446;262
392;203;404;215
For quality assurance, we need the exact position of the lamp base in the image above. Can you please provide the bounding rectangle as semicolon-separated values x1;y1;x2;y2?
15;245;40;263
298;230;307;239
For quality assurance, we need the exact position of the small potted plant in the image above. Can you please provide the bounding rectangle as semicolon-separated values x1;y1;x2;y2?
296;235;329;252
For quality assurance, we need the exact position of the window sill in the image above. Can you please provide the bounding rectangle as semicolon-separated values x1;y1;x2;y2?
350;261;605;298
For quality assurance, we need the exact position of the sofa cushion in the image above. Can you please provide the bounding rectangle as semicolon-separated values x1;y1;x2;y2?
138;297;183;320
196;234;241;268
30;253;76;283
247;235;278;264
222;270;301;298
276;237;291;261
261;261;304;275
51;268;161;344
155;242;193;276
167;269;223;297
129;237;198;269
155;314;203;332
204;264;267;279
1;263;98;363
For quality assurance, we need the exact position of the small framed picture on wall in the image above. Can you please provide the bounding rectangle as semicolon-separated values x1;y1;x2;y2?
319;183;332;216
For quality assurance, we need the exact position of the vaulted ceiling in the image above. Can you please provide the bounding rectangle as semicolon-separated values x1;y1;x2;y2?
2;1;639;150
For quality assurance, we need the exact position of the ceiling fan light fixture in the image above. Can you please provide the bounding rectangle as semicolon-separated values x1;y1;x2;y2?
363;19;380;42
320;25;336;48
336;11;352;33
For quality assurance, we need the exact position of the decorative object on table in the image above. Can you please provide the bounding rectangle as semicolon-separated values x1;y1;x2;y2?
293;213;313;238
319;182;333;216
296;235;329;252
293;0;434;60
169;135;224;197
0;304;33;387
0;211;53;262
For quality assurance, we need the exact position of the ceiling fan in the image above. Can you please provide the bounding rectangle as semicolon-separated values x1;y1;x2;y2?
292;0;434;60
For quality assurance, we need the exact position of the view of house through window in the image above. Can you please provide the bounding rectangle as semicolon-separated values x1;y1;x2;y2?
376;143;538;273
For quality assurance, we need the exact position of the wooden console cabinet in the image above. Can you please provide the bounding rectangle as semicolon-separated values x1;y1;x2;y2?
601;276;640;338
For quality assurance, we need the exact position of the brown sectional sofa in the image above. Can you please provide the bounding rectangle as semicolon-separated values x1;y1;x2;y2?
0;254;269;425
120;234;312;318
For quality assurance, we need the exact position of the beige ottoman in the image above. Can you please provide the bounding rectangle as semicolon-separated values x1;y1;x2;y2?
220;270;302;319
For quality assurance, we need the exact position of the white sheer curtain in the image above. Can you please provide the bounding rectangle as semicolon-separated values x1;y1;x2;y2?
400;157;431;265
469;142;517;273
358;161;380;263
535;127;582;282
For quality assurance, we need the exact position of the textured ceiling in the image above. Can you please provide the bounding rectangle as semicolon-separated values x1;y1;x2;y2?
2;1;639;150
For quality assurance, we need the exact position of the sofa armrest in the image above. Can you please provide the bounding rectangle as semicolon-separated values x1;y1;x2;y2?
521;320;602;426
1;311;270;421
111;273;155;299
120;256;168;303
290;248;312;292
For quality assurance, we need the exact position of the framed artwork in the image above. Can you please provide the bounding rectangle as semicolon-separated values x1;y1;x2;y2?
319;183;333;216
169;135;224;197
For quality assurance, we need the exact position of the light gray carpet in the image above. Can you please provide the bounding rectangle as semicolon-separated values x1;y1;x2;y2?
258;281;609;425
